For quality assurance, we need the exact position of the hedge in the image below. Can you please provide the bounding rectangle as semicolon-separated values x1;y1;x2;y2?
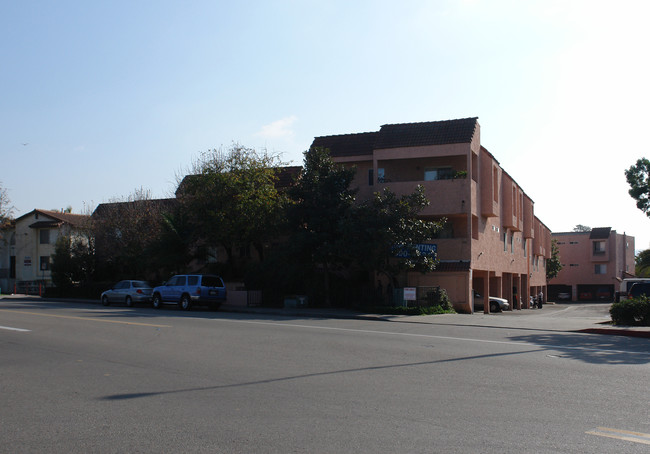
610;297;650;326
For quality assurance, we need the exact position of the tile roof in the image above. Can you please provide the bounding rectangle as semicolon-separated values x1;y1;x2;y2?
589;227;612;240
176;166;302;197
311;117;479;157
433;261;471;272
311;132;378;157
93;199;177;218
275;166;302;189
375;117;478;149
17;209;90;228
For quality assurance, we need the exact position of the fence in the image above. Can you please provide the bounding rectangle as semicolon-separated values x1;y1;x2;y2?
14;281;46;296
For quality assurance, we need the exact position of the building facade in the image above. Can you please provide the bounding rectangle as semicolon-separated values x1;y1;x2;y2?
549;228;635;301
0;209;89;293
312;117;551;313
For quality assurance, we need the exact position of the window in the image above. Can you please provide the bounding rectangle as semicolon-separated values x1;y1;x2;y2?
368;169;374;186
523;239;527;257
595;264;607;275
424;167;453;181
593;241;606;255
40;229;50;244
187;276;199;286
377;168;385;182
40;256;50;271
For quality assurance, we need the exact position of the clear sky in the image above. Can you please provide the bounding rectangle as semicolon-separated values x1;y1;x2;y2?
2;0;650;250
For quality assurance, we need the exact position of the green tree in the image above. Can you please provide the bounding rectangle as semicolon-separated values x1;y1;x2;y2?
625;158;650;215
51;235;95;290
145;206;194;280
92;188;171;280
287;147;442;306
635;249;650;277
286;147;357;304
546;239;563;281
573;224;591;232
176;144;289;275
340;186;442;285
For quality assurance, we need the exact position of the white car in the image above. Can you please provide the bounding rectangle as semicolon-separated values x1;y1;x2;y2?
473;291;509;312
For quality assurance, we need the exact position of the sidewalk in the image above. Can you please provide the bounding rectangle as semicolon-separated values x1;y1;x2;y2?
2;294;650;339
220;300;650;339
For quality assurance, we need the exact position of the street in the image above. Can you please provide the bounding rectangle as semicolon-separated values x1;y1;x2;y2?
1;298;649;453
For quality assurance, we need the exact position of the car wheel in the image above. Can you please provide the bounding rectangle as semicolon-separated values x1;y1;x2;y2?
152;294;163;309
125;296;134;307
490;301;500;312
180;294;191;311
102;295;110;306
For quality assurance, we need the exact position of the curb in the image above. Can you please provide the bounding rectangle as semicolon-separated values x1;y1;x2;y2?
577;328;650;339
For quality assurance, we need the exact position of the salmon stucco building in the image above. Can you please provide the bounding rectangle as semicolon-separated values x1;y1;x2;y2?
549;228;635;301
312;117;551;313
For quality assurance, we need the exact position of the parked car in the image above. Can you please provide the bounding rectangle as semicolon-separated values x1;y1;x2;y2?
628;282;650;299
557;292;571;301
101;280;153;307
473;290;510;312
596;287;613;301
152;274;227;311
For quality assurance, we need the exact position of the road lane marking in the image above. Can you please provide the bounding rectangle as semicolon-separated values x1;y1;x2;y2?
0;325;30;332
2;310;171;328
587;427;650;445
216;318;650;355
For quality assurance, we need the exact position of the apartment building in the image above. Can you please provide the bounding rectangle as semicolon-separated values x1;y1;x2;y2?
0;209;90;293
312;117;551;313
549;228;635;301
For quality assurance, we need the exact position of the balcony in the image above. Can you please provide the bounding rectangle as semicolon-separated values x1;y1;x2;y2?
374;177;471;216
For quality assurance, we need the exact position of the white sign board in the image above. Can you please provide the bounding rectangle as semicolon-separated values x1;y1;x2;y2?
403;287;417;301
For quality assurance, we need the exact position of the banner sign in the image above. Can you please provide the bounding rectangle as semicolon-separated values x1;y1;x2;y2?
395;243;437;258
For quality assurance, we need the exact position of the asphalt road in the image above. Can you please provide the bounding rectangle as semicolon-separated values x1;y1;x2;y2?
1;298;649;453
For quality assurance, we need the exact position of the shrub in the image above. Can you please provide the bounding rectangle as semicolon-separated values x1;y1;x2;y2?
610;297;650;326
425;287;453;311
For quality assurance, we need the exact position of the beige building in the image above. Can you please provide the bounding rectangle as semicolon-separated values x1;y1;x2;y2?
0;209;89;293
312;117;551;313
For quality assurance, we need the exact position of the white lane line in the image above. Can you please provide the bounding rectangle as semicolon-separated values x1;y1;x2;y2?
587;427;650;445
0;325;31;332
216;318;650;355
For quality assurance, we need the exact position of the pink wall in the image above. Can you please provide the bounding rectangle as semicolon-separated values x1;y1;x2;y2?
331;123;550;312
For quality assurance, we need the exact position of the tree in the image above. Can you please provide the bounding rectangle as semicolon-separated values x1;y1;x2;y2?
0;182;13;231
145;206;195;279
340;186;442;285
546;239;563;281
287;147;443;306
573;225;591;232
92;188;173;280
286;147;358;304
625;158;650;216
176;144;289;275
51;235;95;290
635;249;650;277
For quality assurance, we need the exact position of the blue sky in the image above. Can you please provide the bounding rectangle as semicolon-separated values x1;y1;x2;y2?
3;0;650;249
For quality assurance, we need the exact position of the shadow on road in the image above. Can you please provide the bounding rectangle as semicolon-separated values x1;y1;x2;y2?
507;331;650;365
99;348;542;401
